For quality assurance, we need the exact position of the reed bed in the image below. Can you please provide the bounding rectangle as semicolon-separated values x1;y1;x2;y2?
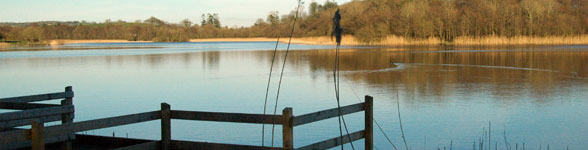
0;42;10;48
291;35;588;46
9;35;588;48
49;39;151;45
453;35;588;46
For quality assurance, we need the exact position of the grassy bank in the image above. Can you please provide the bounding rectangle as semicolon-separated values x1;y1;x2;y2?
1;40;151;48
5;35;588;48
194;35;588;46
452;35;588;46
0;42;10;48
49;40;151;45
0;40;49;47
189;37;277;42
288;35;588;46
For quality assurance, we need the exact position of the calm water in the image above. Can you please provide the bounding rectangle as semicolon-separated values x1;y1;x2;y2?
1;42;587;149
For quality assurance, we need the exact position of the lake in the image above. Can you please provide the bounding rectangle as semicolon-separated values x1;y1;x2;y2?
1;42;587;149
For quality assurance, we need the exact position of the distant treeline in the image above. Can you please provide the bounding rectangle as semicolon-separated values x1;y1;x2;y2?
0;0;587;43
0;14;231;42
296;0;588;43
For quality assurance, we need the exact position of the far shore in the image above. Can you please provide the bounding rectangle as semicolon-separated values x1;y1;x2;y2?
2;35;588;48
190;37;339;45
49;40;152;45
0;42;10;48
56;35;588;46
49;38;337;46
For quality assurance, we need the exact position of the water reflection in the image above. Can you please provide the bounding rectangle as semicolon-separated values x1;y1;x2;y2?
1;45;587;149
12;48;582;102
4;48;585;104
202;51;220;70
260;48;588;102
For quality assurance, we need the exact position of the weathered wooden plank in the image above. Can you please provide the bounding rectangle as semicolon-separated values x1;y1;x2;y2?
0;132;74;150
60;86;74;150
0;111;157;147
44;111;160;138
170;140;283;150
0;102;61;110
0;91;73;103
31;120;45;150
45;133;76;146
74;134;155;149
365;96;374;150
111;141;160;150
170;110;283;124
160;103;171;150
282;108;293;150
0;128;29;146
0;114;69;128
295;130;365;150
293;103;364;126
0;105;74;121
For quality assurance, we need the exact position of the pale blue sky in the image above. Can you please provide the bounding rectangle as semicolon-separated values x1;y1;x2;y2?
0;0;351;27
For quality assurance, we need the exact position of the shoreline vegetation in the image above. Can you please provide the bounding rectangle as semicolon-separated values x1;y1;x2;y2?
2;35;588;48
1;0;587;48
3;34;588;47
280;35;588;46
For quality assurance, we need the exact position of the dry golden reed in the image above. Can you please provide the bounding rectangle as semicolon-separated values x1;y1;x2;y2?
48;40;151;45
37;35;588;47
453;35;588;46
0;42;10;47
284;35;588;46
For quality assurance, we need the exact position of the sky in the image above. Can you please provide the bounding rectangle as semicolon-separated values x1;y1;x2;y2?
0;0;352;27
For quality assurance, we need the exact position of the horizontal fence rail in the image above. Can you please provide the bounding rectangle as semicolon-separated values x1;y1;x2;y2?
296;130;365;150
0;102;61;110
171;140;284;150
0;130;74;150
0;114;70;129
171;110;284;124
0;91;74;103
294;95;373;150
112;141;160;150
44;111;161;138
293;102;365;126
0;105;74;122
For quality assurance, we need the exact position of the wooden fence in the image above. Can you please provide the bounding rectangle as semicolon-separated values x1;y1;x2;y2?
0;86;75;150
0;87;374;150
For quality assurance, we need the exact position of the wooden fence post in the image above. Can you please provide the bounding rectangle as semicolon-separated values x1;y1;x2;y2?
365;95;373;150
31;120;45;150
282;107;293;150
161;103;171;150
60;86;74;150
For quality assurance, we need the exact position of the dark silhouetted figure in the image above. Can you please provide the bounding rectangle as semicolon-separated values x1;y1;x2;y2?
331;9;343;46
